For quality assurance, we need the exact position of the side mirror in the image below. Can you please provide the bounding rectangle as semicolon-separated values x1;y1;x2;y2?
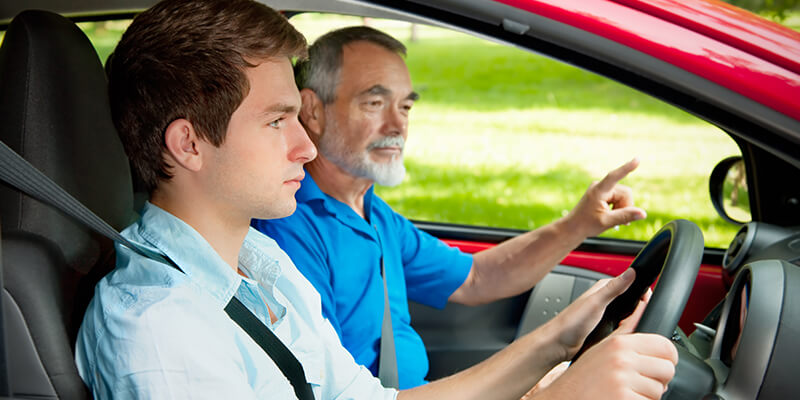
709;156;751;225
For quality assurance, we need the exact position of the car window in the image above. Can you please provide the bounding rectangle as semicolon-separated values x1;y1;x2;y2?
0;21;128;61
11;14;742;249
76;20;130;65
290;13;742;248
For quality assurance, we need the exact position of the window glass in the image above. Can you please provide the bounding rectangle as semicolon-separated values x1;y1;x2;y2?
57;13;743;249
77;20;130;64
290;14;742;248
1;21;129;57
786;13;800;30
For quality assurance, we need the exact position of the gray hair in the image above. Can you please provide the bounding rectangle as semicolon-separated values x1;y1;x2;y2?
295;26;406;104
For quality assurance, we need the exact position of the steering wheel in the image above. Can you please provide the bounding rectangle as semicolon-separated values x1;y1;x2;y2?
572;219;704;361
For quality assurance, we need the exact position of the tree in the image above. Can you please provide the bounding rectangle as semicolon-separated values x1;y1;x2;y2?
723;0;800;21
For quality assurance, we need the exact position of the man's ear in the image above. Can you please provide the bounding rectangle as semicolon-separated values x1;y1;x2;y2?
163;118;204;172
299;88;325;139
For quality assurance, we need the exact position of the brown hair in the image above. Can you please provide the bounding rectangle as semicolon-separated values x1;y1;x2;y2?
107;0;307;193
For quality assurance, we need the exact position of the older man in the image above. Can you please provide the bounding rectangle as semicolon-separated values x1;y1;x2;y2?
252;26;648;389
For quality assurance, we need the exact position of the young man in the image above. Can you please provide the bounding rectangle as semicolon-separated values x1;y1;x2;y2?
76;1;677;399
252;26;649;389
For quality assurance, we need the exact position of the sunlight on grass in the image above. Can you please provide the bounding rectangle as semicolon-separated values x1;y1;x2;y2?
407;106;734;177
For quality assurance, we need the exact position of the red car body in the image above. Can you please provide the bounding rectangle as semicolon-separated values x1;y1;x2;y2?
499;0;800;120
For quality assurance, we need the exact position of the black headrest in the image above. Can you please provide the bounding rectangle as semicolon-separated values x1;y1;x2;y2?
0;10;134;272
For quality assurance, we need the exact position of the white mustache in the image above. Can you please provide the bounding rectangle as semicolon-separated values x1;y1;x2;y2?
367;136;405;151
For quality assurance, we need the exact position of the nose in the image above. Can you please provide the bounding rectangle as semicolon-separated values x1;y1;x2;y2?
288;118;317;163
383;104;408;137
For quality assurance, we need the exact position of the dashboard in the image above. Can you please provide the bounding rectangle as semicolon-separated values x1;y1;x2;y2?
666;222;800;399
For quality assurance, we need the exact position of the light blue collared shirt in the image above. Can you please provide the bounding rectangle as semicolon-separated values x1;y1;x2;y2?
76;202;396;399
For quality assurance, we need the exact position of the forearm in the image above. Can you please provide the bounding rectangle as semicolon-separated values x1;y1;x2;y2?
451;159;644;306
452;216;588;305
397;322;564;400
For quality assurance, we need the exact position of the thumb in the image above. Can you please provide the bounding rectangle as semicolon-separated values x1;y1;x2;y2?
606;207;647;226
596;268;636;307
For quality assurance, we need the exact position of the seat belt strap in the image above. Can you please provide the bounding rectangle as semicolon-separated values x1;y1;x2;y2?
0;141;153;260
379;256;399;388
372;224;398;388
225;297;315;399
0;140;315;399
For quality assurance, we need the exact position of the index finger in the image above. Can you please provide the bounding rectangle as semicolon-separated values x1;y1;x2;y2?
597;157;640;191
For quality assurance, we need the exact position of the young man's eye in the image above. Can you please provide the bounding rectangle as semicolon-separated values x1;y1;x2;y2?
268;118;283;129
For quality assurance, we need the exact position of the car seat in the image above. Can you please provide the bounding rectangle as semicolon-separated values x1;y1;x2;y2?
0;10;135;399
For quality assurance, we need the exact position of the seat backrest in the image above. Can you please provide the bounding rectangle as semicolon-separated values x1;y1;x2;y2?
0;10;134;399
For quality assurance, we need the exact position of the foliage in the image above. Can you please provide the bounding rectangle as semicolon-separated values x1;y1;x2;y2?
76;20;130;64
723;0;800;20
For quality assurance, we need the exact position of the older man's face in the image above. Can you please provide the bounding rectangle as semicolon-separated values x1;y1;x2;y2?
317;41;417;186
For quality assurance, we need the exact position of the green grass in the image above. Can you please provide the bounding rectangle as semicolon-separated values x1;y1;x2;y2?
289;15;744;247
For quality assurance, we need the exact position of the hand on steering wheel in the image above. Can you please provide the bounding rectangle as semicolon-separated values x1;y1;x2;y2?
572;219;704;361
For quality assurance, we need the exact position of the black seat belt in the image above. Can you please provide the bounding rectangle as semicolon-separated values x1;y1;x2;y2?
0;140;315;400
225;297;314;399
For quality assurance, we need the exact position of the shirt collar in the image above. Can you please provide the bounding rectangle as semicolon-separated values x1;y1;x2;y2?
134;202;283;307
297;171;377;224
294;171;326;203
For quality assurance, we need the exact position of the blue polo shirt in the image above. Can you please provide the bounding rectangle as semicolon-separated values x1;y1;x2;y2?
252;174;472;389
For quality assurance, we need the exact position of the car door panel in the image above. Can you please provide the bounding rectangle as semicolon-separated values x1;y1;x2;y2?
411;223;727;380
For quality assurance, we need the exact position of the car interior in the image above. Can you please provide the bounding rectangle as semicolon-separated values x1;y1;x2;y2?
0;1;799;399
0;9;134;398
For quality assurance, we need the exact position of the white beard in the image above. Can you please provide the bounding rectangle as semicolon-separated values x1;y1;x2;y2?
318;116;406;187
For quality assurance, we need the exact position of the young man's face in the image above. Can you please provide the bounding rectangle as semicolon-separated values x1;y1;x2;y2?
317;41;417;187
201;58;317;220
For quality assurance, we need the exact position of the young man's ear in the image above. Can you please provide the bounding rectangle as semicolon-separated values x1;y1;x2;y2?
163;119;204;172
299;88;325;139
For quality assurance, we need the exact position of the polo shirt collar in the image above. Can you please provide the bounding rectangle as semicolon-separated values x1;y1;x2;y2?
298;172;378;234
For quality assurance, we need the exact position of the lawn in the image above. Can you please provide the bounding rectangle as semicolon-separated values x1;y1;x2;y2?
291;14;744;247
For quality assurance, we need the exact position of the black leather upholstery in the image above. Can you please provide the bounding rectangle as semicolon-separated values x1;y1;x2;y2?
0;10;134;399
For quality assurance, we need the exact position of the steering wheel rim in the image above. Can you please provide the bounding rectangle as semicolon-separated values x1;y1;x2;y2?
634;219;704;336
572;219;704;361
